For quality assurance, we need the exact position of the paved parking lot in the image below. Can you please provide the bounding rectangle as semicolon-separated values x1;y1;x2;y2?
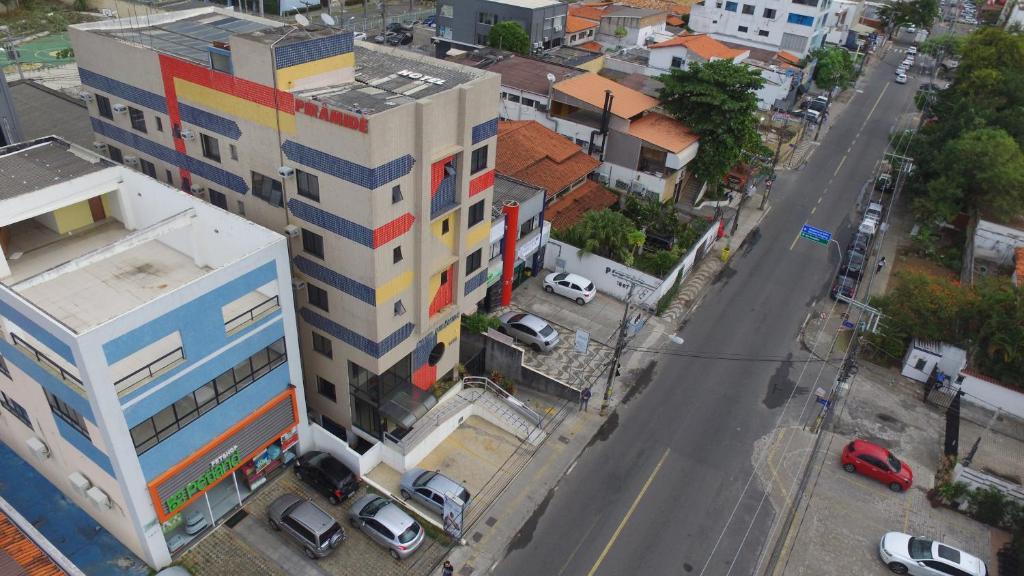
182;470;447;576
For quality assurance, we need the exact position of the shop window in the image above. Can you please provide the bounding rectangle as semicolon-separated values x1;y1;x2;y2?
312;331;333;359
297;170;320;202
317;376;337;402
0;392;31;429
128;107;147;132
302;229;325;259
469;200;485;227
308;283;329;312
201;133;221;162
46;390;89;439
471;146;488;174
96;94;113;119
251;171;284;207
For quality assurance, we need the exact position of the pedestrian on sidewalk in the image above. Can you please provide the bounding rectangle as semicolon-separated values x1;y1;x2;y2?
442;560;455;576
580;387;592;411
876;256;887;273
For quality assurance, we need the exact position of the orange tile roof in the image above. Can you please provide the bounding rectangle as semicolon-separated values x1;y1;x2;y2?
777;50;802;65
546;180;620;230
666;14;685;26
569;2;613;20
497;121;601;199
0;510;66;576
553;73;659;119
627;112;698;153
567;15;599;32
1015;247;1024;286
650;33;747;60
577;41;605;52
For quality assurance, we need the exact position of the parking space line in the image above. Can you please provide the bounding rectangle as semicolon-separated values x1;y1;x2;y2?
902;489;913;532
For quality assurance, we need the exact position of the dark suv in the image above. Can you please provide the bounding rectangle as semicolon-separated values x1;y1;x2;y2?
842;251;867;280
294;451;360;505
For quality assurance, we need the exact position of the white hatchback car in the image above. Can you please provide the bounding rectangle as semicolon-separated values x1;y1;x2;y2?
895;73;908;84
543;272;596;305
879;532;987;575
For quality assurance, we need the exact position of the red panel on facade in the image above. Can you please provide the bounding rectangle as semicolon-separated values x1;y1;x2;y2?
158;55;296;117
469;170;494;197
411;364;437;390
372;213;416;248
431;155;454;197
428;264;455;317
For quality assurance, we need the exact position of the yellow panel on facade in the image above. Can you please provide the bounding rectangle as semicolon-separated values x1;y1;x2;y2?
431;216;456;251
437;317;460;345
174;80;296;134
376;270;413;303
275;52;355;91
465;222;491;248
100;193;112;215
53;201;95;234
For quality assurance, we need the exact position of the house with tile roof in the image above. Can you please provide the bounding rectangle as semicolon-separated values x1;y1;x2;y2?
566;14;601;46
648;32;750;68
688;0;838;58
0;498;83;575
550;73;699;202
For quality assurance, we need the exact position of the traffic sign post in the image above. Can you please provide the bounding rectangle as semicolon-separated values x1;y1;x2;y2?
799;224;832;246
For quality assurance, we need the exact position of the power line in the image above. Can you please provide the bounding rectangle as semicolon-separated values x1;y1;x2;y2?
624;346;845;364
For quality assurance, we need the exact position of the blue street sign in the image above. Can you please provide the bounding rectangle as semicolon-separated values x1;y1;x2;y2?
799;224;832;245
842;320;855;329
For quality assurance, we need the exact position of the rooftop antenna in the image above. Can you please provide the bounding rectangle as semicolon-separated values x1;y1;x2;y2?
294;13;310;27
320;13;336;26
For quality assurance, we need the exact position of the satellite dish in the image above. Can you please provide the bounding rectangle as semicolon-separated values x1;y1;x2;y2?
294;13;310;27
320;13;336;26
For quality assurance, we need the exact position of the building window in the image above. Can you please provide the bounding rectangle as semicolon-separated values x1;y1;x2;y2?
302;229;325;259
393;246;403;263
490;241;502;260
394;300;406;316
312;332;333;359
155;117;163;132
0;392;31;429
165;169;174;185
251;171;284;207
209;188;227;209
738;25;749;32
201;133;221;162
466;248;482;273
296;170;320;202
392;185;403;203
229;144;238;161
507;94;521;104
671;56;684;68
140;159;157;178
914;358;928;371
742;4;754;14
520;216;536;238
471;145;488;174
725;1;738;11
468;200;485;227
478;12;497;25
308;283;329;312
129;338;286;455
96;94;113;119
237;200;246;216
440;270;449;285
0;353;8;378
791;0;819;6
759;29;770;36
763;7;777;18
128;107;147;133
317;376;337;402
108;145;124;164
787;13;814;26
442;218;450;235
522;97;536;108
45;391;90;439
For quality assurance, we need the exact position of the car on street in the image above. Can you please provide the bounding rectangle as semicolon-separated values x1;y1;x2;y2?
897;64;908;75
865;201;884;222
544;272;596;305
830;274;857;300
906;25;917;33
353;31;367;41
803;109;822;124
294;451;360;505
848;232;870;255
268;493;346;559
497;312;560;352
399;468;472;517
347;494;425;560
879;532;988;575
895;73;908;84
422;15;436;26
386;22;412;33
841;251;867;280
907;45;918;55
842;439;913;492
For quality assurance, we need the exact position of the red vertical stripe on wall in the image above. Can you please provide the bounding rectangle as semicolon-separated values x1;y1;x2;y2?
431;155;454;197
158;55;191;185
428;264;455;317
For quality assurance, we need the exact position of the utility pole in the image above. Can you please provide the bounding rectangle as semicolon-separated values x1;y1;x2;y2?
600;281;634;416
1;26;25;82
761;116;785;209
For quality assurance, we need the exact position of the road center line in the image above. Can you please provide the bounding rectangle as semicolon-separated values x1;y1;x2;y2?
585;447;671;576
833;155;847;177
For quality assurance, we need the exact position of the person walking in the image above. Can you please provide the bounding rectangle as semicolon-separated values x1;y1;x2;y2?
442;560;455;576
580;387;592;411
876;256;887;273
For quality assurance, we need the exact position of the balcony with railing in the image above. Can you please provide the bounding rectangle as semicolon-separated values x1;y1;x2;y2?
9;332;82;389
223;294;280;334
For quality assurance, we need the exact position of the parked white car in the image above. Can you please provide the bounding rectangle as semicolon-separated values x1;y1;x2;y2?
895;73;908;84
543;272;596;305
879;532;987;575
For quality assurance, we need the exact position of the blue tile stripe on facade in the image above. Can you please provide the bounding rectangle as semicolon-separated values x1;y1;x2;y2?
0;300;75;363
293;256;376;306
472;118;498;144
54;417;114;476
431;175;458;219
300;308;413;358
79;68;168;114
274;33;354;69
91;118;249;194
179;104;242;140
412;332;436;367
287;198;374;248
464;270;487;295
281;140;414;190
0;339;93;422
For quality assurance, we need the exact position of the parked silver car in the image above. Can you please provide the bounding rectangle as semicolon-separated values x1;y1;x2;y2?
347;494;424;560
399;468;471;517
267;493;345;559
497;312;560;352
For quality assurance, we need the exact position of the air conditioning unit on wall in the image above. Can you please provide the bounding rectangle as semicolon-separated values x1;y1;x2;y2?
68;472;92;496
86;486;112;509
190;184;205;195
179;128;196;141
112;103;128;114
25;437;49;459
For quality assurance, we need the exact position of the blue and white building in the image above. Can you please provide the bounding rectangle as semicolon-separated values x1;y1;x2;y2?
0;136;309;569
689;0;837;58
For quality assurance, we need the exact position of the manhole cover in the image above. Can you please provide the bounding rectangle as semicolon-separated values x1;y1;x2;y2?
472;531;483;543
485;516;497;527
558;435;570;444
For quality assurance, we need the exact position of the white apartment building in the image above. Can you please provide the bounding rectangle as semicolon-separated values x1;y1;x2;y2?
689;0;837;57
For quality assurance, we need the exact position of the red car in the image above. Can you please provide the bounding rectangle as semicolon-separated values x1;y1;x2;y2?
841;439;913;492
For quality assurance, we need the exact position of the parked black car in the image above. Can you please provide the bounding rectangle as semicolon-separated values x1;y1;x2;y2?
386;22;412;33
842;251;867;280
848;232;869;256
831;274;857;300
294;451;360;505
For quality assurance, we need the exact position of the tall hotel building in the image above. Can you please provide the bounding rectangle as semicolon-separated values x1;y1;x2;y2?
69;9;499;447
0;136;309;568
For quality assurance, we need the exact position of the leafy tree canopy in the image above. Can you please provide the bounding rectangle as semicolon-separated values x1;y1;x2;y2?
877;0;939;30
810;46;856;91
658;59;765;188
488;22;530;54
918;33;965;59
553;209;645;266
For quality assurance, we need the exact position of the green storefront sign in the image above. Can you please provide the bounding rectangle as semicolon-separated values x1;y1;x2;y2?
164;448;241;514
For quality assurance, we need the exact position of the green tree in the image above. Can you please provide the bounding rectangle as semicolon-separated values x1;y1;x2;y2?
869;271;975;361
488;22;531;54
918;33;965;59
658;59;764;193
553;209;645;265
877;0;939;32
810;46;856;91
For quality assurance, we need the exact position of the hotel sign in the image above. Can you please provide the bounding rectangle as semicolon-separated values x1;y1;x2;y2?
396;69;446;85
294;97;369;133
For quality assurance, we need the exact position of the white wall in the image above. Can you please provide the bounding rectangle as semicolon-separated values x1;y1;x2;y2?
959;373;1024;420
648;45;691;70
901;348;939;383
498;89;554;126
974;219;1024;267
309;424;382;476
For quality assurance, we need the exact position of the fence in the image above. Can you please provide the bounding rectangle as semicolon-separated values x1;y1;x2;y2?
10;333;81;387
223;295;280;333
113;347;185;393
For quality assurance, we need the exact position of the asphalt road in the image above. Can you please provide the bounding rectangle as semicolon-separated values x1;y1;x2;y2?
494;43;922;576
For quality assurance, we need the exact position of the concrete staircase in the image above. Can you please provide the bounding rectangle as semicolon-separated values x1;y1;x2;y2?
678;176;708;207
